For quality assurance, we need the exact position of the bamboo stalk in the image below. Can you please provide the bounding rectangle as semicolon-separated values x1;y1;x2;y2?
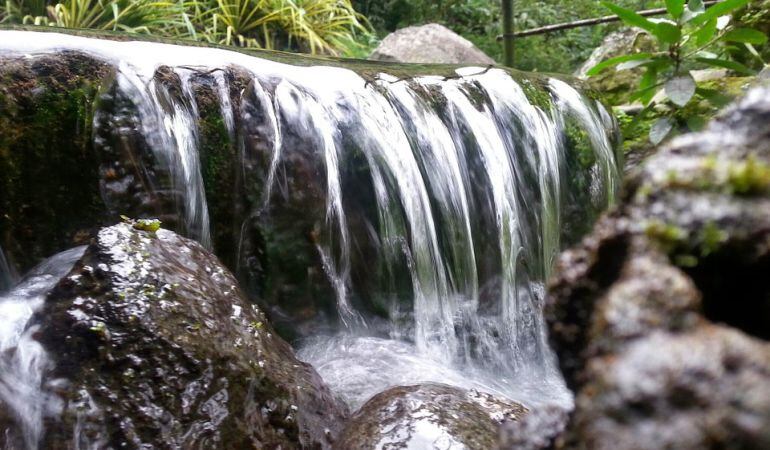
497;0;719;40
502;0;514;66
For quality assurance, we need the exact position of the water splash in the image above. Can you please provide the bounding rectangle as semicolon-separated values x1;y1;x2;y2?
114;66;211;248
0;247;85;449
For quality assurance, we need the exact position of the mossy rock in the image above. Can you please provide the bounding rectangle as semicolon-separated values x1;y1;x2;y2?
617;76;755;172
337;383;528;450
11;223;348;449
0;52;111;274
545;81;770;449
578;28;658;106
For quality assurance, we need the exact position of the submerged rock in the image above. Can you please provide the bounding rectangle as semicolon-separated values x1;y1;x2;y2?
546;83;770;448
16;222;346;448
336;383;527;450
369;23;495;65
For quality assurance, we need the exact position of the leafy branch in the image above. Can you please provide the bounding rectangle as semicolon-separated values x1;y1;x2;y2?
589;0;767;144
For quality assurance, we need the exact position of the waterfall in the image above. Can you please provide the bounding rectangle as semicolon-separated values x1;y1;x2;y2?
0;31;620;413
0;245;17;293
0;247;85;449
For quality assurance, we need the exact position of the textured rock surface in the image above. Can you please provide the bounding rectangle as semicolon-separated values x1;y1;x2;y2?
576;28;656;105
546;83;770;449
337;383;527;450
369;23;495;65
20;223;347;449
0;52;112;274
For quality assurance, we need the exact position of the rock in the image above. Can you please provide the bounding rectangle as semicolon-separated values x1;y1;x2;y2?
576;28;657;105
23;222;347;448
570;326;770;450
369;23;495;65
617;75;754;174
499;405;569;450
336;383;527;450
0;52;113;274
545;83;770;448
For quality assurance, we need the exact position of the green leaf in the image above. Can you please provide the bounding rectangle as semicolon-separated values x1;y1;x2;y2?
650;117;674;145
693;18;717;45
655;22;682;43
722;28;769;44
665;73;697;107
639;66;659;105
686;115;707;132
683;0;705;22
617;59;654;71
690;0;751;26
586;52;655;76
745;42;762;58
688;0;705;13
696;87;733;108
602;2;658;33
696;57;757;75
666;0;685;19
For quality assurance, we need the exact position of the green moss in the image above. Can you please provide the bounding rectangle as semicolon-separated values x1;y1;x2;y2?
0;54;111;272
615;107;655;160
133;218;162;233
565;119;596;170
645;220;688;253
645;219;729;268
519;78;553;113
699;222;727;257
727;154;770;195
649;153;770;196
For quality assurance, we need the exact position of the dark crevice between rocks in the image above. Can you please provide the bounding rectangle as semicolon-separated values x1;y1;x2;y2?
547;225;631;390
683;246;770;341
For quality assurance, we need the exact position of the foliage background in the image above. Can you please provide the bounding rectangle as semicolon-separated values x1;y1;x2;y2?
353;0;665;72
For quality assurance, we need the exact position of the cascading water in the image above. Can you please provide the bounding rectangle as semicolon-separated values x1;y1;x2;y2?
0;247;85;449
0;30;620;424
0;245;17;293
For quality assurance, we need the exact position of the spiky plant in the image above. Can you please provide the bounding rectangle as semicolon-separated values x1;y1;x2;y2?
1;0;372;55
47;0;183;33
192;0;370;54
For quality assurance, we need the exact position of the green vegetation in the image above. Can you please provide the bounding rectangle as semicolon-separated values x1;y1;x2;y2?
0;0;370;55
122;215;162;232
353;0;664;71
645;219;728;267
589;0;767;144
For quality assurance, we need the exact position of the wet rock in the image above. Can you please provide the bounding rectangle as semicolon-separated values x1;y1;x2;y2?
369;23;495;65
499;405;569;450
337;383;527;450
570;326;770;450
545;83;770;448
0;52;112;274
27;222;347;448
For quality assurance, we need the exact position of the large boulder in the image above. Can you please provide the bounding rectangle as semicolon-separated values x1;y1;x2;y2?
369;23;495;65
4;222;347;448
336;383;527;450
576;28;657;105
545;83;770;448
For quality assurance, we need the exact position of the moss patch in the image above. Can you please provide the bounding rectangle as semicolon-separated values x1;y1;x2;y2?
0;52;112;272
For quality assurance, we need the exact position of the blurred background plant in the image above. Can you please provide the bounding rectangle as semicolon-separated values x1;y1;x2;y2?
0;0;371;55
352;0;665;72
588;0;767;144
2;0;769;68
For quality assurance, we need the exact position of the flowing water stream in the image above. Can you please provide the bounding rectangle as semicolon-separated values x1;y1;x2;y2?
0;247;85;448
0;30;620;442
